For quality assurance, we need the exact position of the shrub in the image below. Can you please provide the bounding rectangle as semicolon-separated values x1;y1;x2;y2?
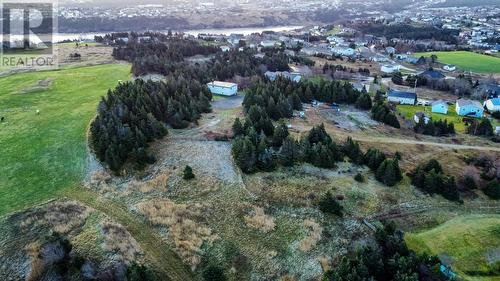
354;173;365;182
203;265;227;281
183;165;195;180
319;191;343;217
484;180;500;200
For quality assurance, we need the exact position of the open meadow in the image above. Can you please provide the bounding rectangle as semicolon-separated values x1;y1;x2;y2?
414;51;500;74
0;64;131;215
406;214;500;281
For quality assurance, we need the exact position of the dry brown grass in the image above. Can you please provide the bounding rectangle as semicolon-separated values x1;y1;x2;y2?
298;219;323;252
25;243;44;281
20;201;90;234
318;256;332;272
244;207;276;233
129;171;170;193
101;221;142;263
136;199;217;270
278;275;297;281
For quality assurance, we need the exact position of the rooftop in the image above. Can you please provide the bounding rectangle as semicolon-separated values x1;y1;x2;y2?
456;99;483;108
388;90;416;99
207;81;237;88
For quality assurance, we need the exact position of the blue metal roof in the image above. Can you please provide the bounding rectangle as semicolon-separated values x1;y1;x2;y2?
490;98;500;106
388;90;416;99
420;70;445;79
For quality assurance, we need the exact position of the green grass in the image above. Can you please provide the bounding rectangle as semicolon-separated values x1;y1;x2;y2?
396;104;467;133
405;214;500;281
0;64;131;215
414;51;500;73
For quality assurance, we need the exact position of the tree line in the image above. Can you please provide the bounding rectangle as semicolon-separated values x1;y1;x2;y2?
323;222;446;281
414;118;455;136
243;77;372;116
409;159;460;201
90;78;212;172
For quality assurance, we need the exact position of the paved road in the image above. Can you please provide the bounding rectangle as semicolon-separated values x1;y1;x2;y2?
352;136;500;152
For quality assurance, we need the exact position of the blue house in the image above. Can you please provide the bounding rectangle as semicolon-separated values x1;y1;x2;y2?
456;99;484;118
387;90;417;105
432;100;448;114
207;81;238;96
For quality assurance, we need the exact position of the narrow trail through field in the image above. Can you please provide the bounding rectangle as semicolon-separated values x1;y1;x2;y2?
58;187;196;281
353;136;500;152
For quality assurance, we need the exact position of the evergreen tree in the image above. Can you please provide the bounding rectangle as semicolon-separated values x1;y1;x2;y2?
319;191;343;216
183;165;195;180
232;118;244;137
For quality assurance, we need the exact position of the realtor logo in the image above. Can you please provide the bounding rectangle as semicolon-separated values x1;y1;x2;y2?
1;0;58;68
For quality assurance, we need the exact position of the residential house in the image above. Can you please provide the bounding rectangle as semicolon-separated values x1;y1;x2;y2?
331;47;355;57
381;64;401;74
385;47;396;54
455;99;484;118
207;81;238;96
387;90;417;105
352;82;370;93
260;40;278;48
431;100;448;114
485;98;500;112
419;70;445;80
265;71;302;83
220;45;231;52
443;64;456;71
414;112;431;124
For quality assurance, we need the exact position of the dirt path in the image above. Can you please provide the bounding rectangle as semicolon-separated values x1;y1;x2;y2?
58;187;196;281
353;136;500;152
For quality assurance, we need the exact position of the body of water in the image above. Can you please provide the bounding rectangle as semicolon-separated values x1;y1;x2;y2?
1;25;303;43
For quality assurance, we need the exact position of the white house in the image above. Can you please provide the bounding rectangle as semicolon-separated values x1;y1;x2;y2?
485;98;500;112
207;81;238;96
260;40;278;48
443;64;456;72
220;45;231;52
387;90;417;105
381;64;401;74
331;47;355;57
265;71;302;83
385;47;396;54
414;112;430;124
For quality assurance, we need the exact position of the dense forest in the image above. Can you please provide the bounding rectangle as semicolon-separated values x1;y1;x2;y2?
243;77;371;115
105;33;290;78
90;78;212;172
357;23;459;44
323;222;446;281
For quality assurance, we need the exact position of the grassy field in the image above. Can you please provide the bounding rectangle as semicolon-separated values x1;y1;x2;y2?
0;64;131;215
397;104;500;133
414;51;500;73
396;104;467;132
405;214;500;281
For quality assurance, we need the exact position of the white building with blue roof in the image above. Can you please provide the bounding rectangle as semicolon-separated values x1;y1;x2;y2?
387;90;417;105
485;98;500;112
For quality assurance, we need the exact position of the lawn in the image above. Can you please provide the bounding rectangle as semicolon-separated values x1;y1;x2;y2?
405;214;500;281
414;51;500;74
0;64;131;215
396;104;467;133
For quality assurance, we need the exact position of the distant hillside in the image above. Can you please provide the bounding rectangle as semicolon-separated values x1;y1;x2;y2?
431;0;500;8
